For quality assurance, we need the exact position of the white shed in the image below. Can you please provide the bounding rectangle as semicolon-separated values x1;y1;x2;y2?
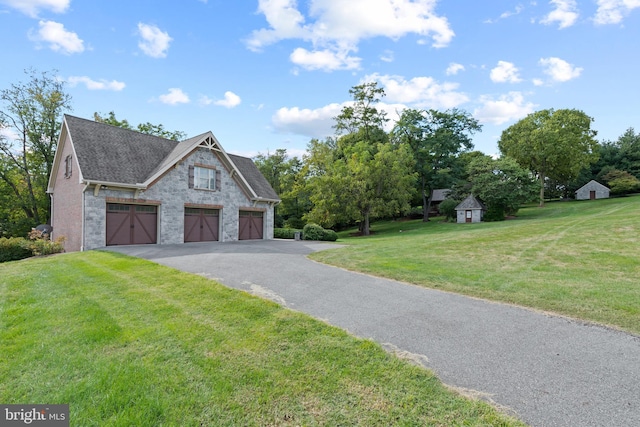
575;180;610;200
455;194;486;223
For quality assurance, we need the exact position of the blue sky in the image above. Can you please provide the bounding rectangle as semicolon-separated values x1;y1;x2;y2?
1;0;639;158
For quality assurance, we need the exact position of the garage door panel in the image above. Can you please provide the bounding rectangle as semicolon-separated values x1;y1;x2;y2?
133;206;157;244
106;210;131;246
239;211;263;240
202;211;219;241
184;208;219;242
106;204;157;246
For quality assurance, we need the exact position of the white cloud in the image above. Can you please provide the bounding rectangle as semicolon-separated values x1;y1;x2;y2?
473;92;536;125
380;50;394;63
484;4;524;23
158;88;190;105
247;0;454;71
490;61;522;83
367;73;469;109
540;0;579;29
445;62;465;75
539;57;582;82
137;23;172;58
290;47;361;71
0;0;69;17
214;91;242;108
0;124;20;142
29;20;84;54
594;0;640;25
67;76;125;91
272;102;344;137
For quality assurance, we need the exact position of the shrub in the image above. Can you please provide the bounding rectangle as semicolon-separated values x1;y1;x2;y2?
0;238;33;263
274;228;302;239
321;229;338;242
483;205;505;222
302;223;325;241
284;216;306;229
438;199;459;222
0;231;65;263
302;223;338;241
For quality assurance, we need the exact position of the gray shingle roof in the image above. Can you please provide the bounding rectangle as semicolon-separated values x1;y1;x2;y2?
432;189;450;202
64;115;279;201
228;154;279;200
66;115;177;184
455;194;486;210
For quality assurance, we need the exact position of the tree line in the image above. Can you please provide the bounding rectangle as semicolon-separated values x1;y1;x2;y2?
1;70;639;237
256;84;640;233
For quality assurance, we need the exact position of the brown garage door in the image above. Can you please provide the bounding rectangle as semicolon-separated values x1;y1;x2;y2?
238;210;263;240
184;208;219;242
106;204;157;246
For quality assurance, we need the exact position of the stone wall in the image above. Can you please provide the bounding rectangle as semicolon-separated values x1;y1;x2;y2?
81;147;275;250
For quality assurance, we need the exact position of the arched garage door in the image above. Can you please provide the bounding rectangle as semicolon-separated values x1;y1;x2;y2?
238;210;263;240
184;208;219;242
106;204;157;246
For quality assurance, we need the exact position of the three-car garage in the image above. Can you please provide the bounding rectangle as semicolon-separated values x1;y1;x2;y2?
106;204;265;246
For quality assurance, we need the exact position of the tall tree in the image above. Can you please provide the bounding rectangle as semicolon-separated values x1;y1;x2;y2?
498;109;599;207
305;83;415;235
254;149;309;227
466;156;538;220
392;108;481;221
0;69;71;232
305;135;415;234
94;111;187;140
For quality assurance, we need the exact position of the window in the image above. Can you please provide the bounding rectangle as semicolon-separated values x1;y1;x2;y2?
195;166;215;190
189;165;220;191
64;155;72;178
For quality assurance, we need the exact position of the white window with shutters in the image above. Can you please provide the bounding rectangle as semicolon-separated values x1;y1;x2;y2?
188;165;221;191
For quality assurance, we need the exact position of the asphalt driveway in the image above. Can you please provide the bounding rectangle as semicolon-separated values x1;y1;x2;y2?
107;240;640;427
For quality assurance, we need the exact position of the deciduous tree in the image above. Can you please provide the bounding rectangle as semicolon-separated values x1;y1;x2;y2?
94;111;187;140
392;108;481;221
0;69;71;234
498;109;599;207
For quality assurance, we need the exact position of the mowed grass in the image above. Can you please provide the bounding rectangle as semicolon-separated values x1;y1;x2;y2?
311;196;640;335
0;252;524;426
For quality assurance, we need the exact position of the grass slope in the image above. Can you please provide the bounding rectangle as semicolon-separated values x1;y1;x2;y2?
312;196;640;335
0;251;523;426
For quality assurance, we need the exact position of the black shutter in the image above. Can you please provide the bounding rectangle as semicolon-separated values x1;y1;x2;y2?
215;170;221;191
188;165;194;189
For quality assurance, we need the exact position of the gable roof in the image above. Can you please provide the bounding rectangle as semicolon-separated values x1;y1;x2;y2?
432;189;450;202
66;115;177;185
228;154;279;200
50;115;279;202
455;194;486;210
575;180;609;193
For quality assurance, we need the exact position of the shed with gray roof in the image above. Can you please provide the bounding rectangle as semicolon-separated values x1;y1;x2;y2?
47;115;279;251
575;180;610;200
455;194;486;223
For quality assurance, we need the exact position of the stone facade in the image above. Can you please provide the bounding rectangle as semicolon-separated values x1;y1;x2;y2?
80;147;275;250
575;180;610;200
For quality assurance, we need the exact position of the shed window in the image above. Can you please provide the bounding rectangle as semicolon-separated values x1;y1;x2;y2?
64;155;72;178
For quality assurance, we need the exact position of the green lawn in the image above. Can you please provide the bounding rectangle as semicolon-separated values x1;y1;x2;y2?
0;251;523;426
311;196;640;335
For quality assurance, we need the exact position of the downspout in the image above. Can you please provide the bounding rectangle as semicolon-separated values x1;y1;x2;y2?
81;181;91;251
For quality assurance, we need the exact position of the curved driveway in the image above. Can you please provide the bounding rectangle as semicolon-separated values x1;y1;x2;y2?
107;240;640;427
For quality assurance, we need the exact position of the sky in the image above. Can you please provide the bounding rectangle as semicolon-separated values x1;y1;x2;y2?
1;0;639;159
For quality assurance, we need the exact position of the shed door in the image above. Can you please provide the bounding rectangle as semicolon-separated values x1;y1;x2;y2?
590;190;596;200
465;210;472;223
239;211;263;240
106;204;157;246
184;208;219;242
